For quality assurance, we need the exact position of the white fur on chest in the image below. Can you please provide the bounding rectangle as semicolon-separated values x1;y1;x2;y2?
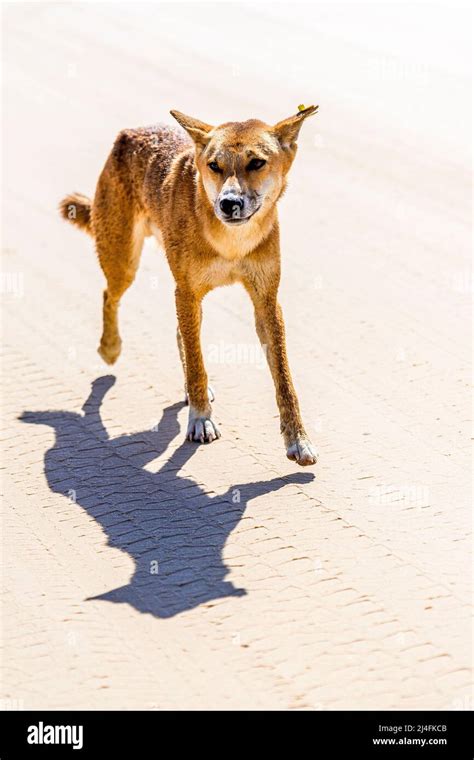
147;221;165;249
205;220;264;260
200;256;241;288
146;218;241;289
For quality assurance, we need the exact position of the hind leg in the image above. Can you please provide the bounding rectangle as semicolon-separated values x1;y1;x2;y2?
98;289;125;365
95;205;145;365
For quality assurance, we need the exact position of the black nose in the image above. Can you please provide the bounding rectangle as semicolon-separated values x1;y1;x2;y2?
219;195;244;217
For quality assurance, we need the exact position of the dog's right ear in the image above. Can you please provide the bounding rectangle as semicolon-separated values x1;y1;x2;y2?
170;110;213;148
273;105;319;150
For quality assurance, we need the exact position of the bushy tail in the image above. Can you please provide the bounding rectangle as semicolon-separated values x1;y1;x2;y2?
59;192;93;235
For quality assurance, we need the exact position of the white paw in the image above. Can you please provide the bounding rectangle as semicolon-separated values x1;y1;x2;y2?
185;385;215;405
187;414;221;443
286;438;318;467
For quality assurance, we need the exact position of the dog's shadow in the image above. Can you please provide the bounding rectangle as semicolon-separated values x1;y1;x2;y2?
20;376;313;618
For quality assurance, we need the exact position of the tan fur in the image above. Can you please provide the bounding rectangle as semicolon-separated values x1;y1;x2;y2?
60;106;319;465
59;192;93;234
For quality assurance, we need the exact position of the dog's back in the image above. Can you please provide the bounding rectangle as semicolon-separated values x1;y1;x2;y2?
59;124;191;235
109;124;191;200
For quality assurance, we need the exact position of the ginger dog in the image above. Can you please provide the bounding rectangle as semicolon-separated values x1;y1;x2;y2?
60;106;319;466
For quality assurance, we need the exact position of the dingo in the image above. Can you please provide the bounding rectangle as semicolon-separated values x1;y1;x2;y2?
60;106;319;466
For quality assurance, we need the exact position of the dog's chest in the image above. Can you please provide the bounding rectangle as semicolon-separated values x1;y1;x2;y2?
200;256;242;289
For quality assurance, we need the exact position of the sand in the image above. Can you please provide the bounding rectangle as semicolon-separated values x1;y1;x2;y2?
1;2;471;709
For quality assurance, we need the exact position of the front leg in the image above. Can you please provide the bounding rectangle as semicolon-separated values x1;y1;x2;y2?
175;287;220;443
251;292;317;467
177;321;215;405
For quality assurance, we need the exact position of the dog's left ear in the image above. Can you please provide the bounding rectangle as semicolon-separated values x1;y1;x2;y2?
273;105;319;149
170;110;213;148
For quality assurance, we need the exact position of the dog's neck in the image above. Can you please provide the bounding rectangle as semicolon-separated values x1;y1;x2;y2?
195;176;277;261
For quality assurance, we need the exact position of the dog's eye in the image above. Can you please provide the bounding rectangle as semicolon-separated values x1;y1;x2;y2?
247;158;266;171
208;161;222;174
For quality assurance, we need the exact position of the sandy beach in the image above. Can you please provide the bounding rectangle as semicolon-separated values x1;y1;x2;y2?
1;2;471;709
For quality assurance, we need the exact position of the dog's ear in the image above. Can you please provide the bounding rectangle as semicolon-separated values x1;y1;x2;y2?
170;110;213;148
273;105;319;149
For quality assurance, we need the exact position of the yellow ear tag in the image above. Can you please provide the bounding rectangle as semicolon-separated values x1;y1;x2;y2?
297;104;307;112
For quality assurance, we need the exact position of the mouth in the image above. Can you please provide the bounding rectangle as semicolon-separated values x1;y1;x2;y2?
218;206;261;226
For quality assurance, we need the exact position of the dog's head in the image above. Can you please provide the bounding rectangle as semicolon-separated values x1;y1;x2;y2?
170;106;318;226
